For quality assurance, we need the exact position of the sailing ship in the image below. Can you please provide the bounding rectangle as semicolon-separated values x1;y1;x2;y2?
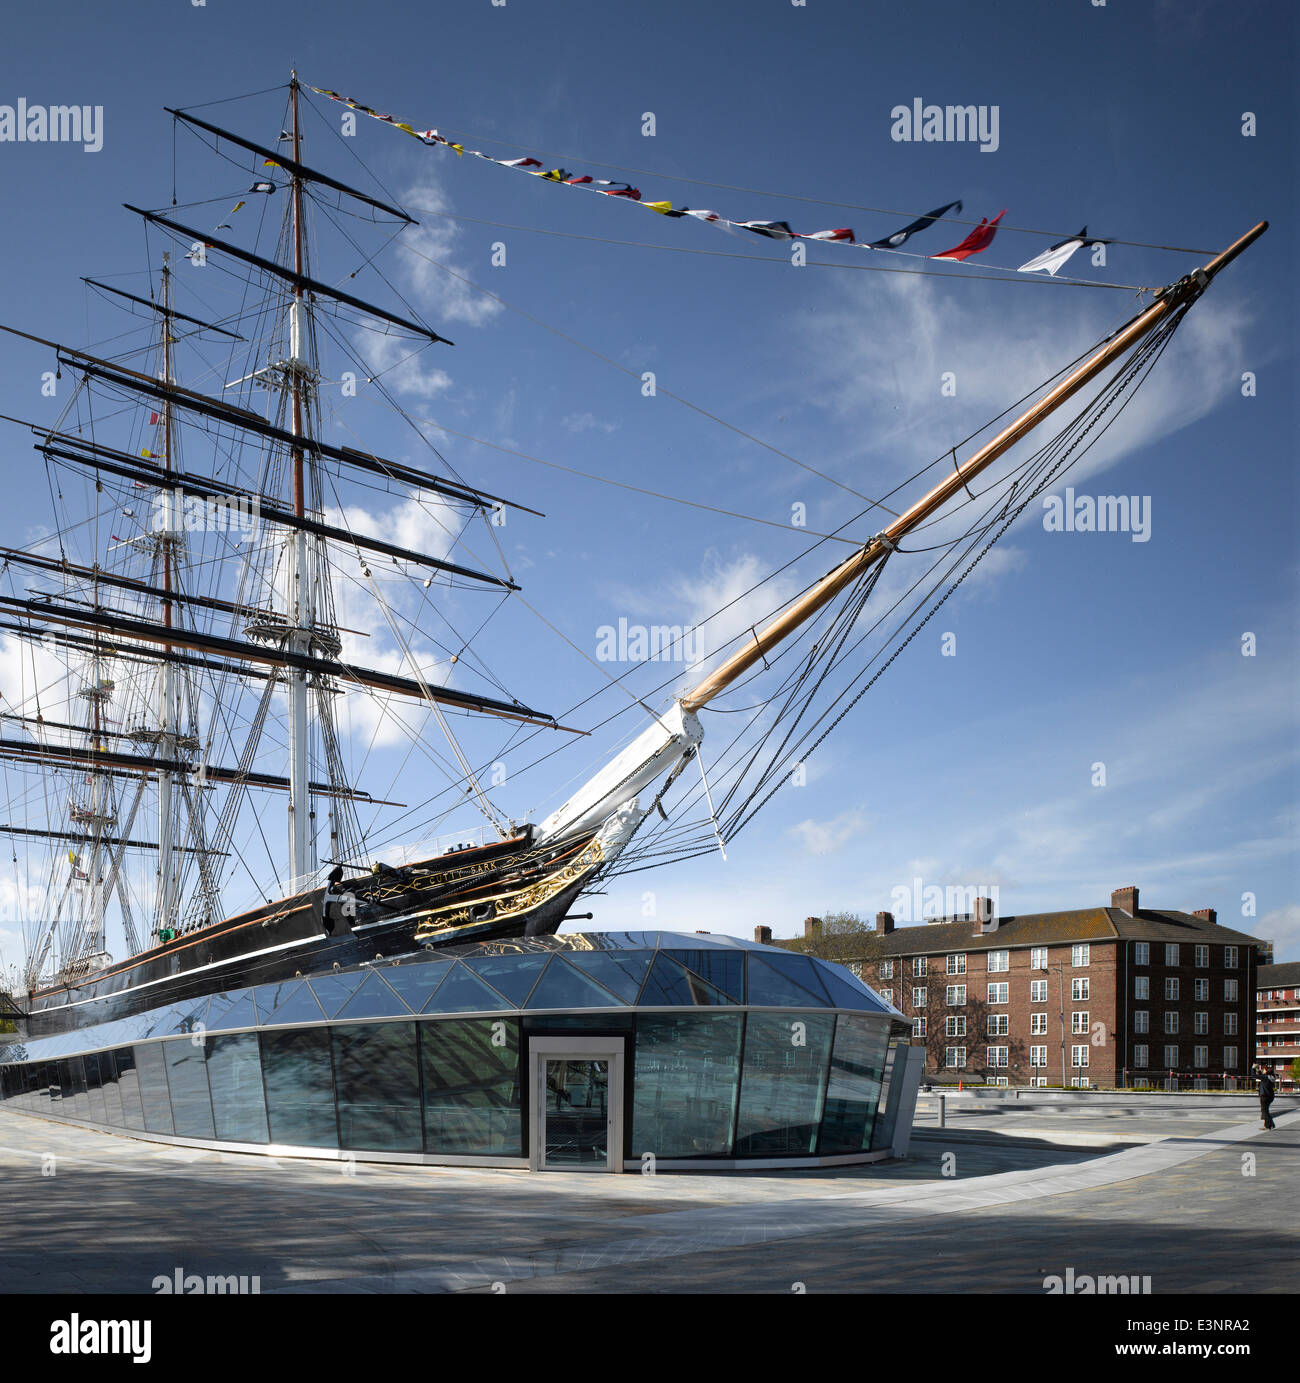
0;76;1265;1037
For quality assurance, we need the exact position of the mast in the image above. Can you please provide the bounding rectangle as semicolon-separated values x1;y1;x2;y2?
157;255;178;932
286;70;313;884
680;221;1269;712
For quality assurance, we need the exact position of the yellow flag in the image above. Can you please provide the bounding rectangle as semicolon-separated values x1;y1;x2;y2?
645;201;674;215
231;200;245;214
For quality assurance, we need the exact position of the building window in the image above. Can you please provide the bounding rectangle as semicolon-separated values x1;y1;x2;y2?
1031;1076;1049;1087
945;1047;966;1069
987;1076;1009;1088
1224;979;1238;1002
947;953;966;975
912;1017;927;1039
1165;977;1180;1001
1071;1045;1089;1068
987;982;1008;1005
1134;1010;1149;1034
987;1014;1009;1037
946;1015;966;1038
1030;1046;1047;1068
1072;977;1090;1001
1030;946;1048;969
879;989;893;1006
1030;1012;1047;1035
845;961;863;979
1135;976;1150;1000
1164;1044;1179;1068
987;950;1009;974
1164;1012;1179;1035
1071;1076;1091;1089
1072;943;1090;967
913;957;927;978
1165;943;1179;967
1194;1012;1209;1036
1194;978;1209;1002
1224;1046;1238;1069
1134;942;1149;966
880;961;894;980
1030;979;1047;1003
1195;944;1209;968
1194;1046;1209;1069
1224;947;1237;969
1071;1011;1090;1035
912;987;927;1008
945;984;966;1006
1134;1044;1149;1069
986;1046;1008;1069
1224;1013;1238;1036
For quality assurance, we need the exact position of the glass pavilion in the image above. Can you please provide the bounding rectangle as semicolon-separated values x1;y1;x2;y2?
0;932;913;1171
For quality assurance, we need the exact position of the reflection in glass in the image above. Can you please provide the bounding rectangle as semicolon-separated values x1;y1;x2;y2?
333;1022;422;1151
818;1016;888;1154
115;1047;145;1129
544;1059;608;1166
260;1028;338;1148
869;1036;905;1152
745;954;830;1008
524;957;620;1011
632;1013;741;1157
207;1033;268;1144
165;1039;216;1139
663;950;745;1001
97;1049;125;1127
734;1012;834;1156
463;952;550;1007
638;954;734;1007
134;1043;174;1135
421;1018;521;1155
82;1051;108;1124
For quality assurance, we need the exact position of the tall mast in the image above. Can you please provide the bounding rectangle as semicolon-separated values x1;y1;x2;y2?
681;222;1269;712
286;70;313;882
157;255;178;930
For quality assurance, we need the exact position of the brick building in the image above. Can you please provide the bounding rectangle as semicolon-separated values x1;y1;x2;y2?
766;886;1261;1089
1256;962;1300;1092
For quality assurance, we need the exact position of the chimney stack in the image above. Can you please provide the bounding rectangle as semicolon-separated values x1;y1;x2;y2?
754;925;772;945
803;916;823;939
1111;885;1139;917
972;895;997;935
1192;908;1217;926
876;910;895;935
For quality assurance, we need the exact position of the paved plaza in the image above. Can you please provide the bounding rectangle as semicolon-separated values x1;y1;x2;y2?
1;1103;1294;1294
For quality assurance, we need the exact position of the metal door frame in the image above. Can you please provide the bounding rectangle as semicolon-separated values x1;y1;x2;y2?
529;1036;625;1173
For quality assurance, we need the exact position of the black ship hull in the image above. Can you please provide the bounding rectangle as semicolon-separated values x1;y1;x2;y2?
21;827;602;1037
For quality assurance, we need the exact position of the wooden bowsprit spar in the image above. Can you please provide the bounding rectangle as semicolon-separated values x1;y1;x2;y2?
530;221;1268;868
682;220;1268;711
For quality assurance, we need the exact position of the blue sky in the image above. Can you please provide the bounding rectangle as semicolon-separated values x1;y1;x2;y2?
0;0;1295;968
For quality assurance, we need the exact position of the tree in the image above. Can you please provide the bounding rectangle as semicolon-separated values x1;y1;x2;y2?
785;911;875;964
1290;1057;1300;1087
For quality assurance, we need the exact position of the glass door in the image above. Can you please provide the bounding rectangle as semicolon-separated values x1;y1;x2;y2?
530;1038;624;1172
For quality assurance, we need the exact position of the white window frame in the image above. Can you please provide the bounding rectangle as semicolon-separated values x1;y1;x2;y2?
1224;1046;1238;1069
945;984;966;1006
987;982;1008;1005
1224;979;1238;1002
1193;1012;1209;1036
1072;943;1090;967
1224;1013;1238;1036
1134;1010;1149;1034
1134;942;1149;966
987;1013;1009;1037
986;1046;1009;1069
912;1016;927;1039
1195;944;1209;968
1030;946;1048;969
946;953;966;975
1164;1044;1179;1068
1224;947;1238;969
912;987;927;1008
1135;976;1149;1000
1071;1045;1089;1068
1030;1046;1047;1068
1165;943;1179;967
1071;1011;1090;1034
1030;1012;1047;1035
945;1047;966;1069
1072;977;1090;1001
880;960;894;980
1193;1045;1209;1070
1164;1011;1179;1035
1133;1044;1149;1069
1194;978;1209;1002
945;1015;966;1038
913;956;927;978
1030;979;1047;1003
987;950;1009;973
1165;977;1179;1001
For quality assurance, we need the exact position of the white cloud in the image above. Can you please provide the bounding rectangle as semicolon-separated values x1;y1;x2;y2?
1258;905;1300;964
396;173;505;329
788;807;869;856
563;411;619;435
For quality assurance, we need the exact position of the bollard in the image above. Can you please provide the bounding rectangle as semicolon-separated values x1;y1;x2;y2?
937;1093;946;1128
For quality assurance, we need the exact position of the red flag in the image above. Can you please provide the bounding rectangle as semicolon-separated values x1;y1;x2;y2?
931;209;1006;261
149;411;160;425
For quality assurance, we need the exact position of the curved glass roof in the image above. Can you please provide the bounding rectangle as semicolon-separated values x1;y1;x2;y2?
1;932;900;1063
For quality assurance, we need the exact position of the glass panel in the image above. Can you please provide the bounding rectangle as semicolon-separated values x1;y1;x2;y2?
745;954;831;1008
256;981;326;1027
367;960;452;1014
637;953;734;1007
114;1047;145;1129
463;953;550;1007
734;1012;834;1157
260;1027;338;1148
334;974;410;1022
204;993;260;1033
662;950;745;1000
207;1033;268;1144
632;1013;742;1157
134;1043;175;1134
818;1015;889;1154
82;1051;108;1124
758;952;833;1003
815;965;889;1012
869;1034;910;1152
424;963;516;1015
525;956;622;1010
544;1059;608;1166
164;1038;215;1139
421;1018;521;1155
332;1023;422;1152
96;1050;124;1127
305;971;369;1018
563;950;653;1004
64;1055;88;1119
